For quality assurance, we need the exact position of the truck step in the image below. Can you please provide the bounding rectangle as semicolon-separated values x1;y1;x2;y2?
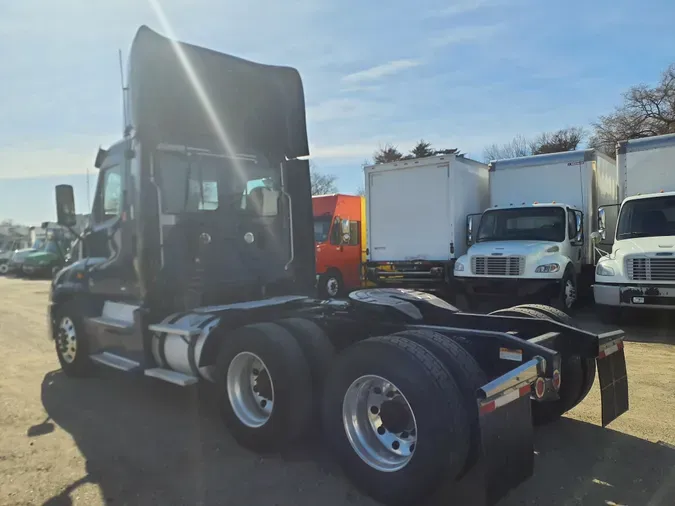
144;368;199;386
90;352;141;372
88;316;135;333
148;323;200;338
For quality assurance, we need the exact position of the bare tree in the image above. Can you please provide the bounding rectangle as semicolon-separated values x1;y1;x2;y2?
373;143;404;164
310;163;339;195
590;64;675;157
355;186;365;196
483;135;531;162
530;127;585;155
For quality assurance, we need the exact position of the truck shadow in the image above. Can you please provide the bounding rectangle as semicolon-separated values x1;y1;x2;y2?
34;370;675;506
576;307;675;346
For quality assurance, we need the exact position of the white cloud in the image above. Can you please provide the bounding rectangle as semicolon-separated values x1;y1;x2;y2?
307;98;384;123
342;59;423;84
428;24;503;48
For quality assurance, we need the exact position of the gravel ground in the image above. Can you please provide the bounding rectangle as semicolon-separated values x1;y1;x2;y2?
0;276;674;506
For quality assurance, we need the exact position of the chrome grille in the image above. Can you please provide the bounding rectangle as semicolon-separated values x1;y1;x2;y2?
626;256;675;281
471;255;525;276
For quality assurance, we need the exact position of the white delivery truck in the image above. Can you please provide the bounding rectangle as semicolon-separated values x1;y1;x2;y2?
593;133;675;321
454;149;618;310
363;153;489;296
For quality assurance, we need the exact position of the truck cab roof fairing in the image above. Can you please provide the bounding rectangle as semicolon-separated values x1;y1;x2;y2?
127;26;309;159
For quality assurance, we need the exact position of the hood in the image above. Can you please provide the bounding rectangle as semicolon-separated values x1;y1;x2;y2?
469;240;560;257
11;248;37;261
613;236;675;258
24;251;59;264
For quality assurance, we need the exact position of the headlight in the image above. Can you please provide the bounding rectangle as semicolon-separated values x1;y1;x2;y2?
454;262;465;272
535;263;560;273
596;263;615;276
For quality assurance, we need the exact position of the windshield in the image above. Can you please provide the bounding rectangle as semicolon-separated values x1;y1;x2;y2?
477;207;566;243
44;241;61;255
617;195;675;239
314;216;332;243
32;238;45;250
155;150;281;215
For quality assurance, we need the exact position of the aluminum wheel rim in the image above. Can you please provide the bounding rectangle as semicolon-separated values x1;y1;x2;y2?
226;352;274;428
58;317;77;364
342;375;417;473
326;277;339;297
564;280;576;308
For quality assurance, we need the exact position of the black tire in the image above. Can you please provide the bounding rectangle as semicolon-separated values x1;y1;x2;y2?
53;302;93;377
596;304;622;325
489;306;586;425
318;270;343;298
0;262;8;275
275;318;335;410
513;303;596;407
322;335;470;506
215;322;313;452
552;267;577;312
392;329;486;475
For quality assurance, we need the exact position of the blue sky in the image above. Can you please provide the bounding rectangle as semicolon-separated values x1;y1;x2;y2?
1;0;674;225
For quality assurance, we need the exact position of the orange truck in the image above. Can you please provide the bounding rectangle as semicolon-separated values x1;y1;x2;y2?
313;194;366;297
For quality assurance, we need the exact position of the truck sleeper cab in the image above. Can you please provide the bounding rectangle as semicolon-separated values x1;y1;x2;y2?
313;194;364;297
47;26;630;506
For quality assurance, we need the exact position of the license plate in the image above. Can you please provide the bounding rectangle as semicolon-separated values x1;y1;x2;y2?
632;296;645;304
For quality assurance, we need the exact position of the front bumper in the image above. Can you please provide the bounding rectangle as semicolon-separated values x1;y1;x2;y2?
594;282;675;310
365;260;454;292
455;276;560;300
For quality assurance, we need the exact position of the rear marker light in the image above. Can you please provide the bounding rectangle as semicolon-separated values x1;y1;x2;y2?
479;384;531;415
552;369;561;391
534;377;546;399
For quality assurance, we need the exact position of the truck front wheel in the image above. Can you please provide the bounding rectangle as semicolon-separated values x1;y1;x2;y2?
215;322;313;452
553;268;577;312
0;262;8;275
318;270;343;298
321;335;470;506
53;303;93;377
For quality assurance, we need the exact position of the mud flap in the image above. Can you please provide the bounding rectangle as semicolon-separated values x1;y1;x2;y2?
479;394;534;505
597;344;629;427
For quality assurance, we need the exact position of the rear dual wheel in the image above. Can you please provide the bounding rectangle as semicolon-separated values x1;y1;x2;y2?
322;334;478;505
215;319;334;452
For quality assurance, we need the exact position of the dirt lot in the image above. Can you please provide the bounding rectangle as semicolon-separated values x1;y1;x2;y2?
1;276;674;506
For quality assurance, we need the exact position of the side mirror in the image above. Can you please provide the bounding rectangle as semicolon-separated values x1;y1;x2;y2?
342;233;351;244
466;213;481;247
341;219;351;235
55;185;77;228
598;207;607;241
574;212;584;244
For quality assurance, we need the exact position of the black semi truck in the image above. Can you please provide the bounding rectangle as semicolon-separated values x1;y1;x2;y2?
48;26;629;506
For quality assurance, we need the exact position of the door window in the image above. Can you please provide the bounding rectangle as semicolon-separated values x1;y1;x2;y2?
330;217;341;245
100;166;123;222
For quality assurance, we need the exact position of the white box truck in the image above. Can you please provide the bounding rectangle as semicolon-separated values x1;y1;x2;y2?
363;153;489;295
593;133;675;321
454;149;618;310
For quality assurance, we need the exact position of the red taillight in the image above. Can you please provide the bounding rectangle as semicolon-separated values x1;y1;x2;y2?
534;377;546;399
552;369;561;391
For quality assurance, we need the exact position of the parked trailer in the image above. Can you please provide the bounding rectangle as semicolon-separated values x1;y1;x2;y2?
454;149;618;311
363;154;489;296
47;26;630;506
594;133;675;321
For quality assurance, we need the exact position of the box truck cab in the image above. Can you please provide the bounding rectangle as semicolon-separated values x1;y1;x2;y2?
454;149;618;310
313;194;364;297
593;133;675;320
